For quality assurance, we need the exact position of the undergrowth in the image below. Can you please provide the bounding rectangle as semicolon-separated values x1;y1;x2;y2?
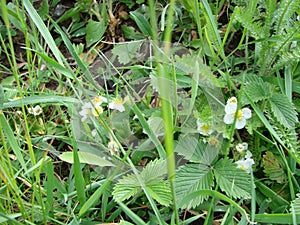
0;0;299;224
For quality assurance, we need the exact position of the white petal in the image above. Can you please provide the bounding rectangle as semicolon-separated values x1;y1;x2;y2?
225;103;237;114
227;97;238;105
242;108;252;119
236;143;245;153
235;118;246;129
242;142;248;150
224;113;234;124
109;102;125;112
82;102;92;109
245;150;252;159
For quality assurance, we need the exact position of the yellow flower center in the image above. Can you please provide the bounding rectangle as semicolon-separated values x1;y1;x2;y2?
237;110;243;120
114;97;123;104
201;124;211;131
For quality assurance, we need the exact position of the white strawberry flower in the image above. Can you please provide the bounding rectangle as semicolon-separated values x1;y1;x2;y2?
236;150;255;173
235;142;248;153
28;105;43;116
92;95;107;106
109;96;127;112
197;120;213;136
223;97;252;129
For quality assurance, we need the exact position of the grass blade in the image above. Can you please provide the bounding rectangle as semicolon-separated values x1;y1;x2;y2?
23;0;63;64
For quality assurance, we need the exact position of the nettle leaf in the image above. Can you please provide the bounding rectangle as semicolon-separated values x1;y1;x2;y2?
111;42;141;65
214;158;251;199
263;151;286;183
269;93;298;128
175;136;218;165
175;163;214;208
113;159;172;206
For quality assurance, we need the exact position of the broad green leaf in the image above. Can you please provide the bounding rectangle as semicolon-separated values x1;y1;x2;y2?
146;182;172;207
141;159;167;181
59;152;115;167
175;136;218;165
113;159;171;206
263;151;286;183
111;41;142;65
112;173;140;201
269;93;298;128
86;19;106;47
175;163;214;208
243;75;273;105
146;116;164;137
130;11;152;37
214;158;251;199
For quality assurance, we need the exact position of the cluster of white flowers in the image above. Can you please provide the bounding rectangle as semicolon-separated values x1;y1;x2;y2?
223;97;252;129
28;105;43;116
236;150;255;173
79;95;127;122
79;95;107;122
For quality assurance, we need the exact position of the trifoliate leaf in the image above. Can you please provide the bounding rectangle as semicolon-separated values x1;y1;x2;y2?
113;159;171;206
175;163;214;209
269;93;298;128
214;158;251;199
263;151;286;183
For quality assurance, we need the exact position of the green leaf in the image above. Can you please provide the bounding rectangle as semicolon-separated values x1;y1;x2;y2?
23;0;63;64
269;93;298;128
59;152;115;167
146;116;164;137
291;193;300;214
113;173;140;201
37;0;49;21
146;182;172;207
3;95;78;109
130;11;152;37
214;158;251;199
263;151;286;183
86;19;106;47
111;41;142;65
175;136;218;165
175;163;214;208
113;159;171;206
243;75;273;104
255;213;300;224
